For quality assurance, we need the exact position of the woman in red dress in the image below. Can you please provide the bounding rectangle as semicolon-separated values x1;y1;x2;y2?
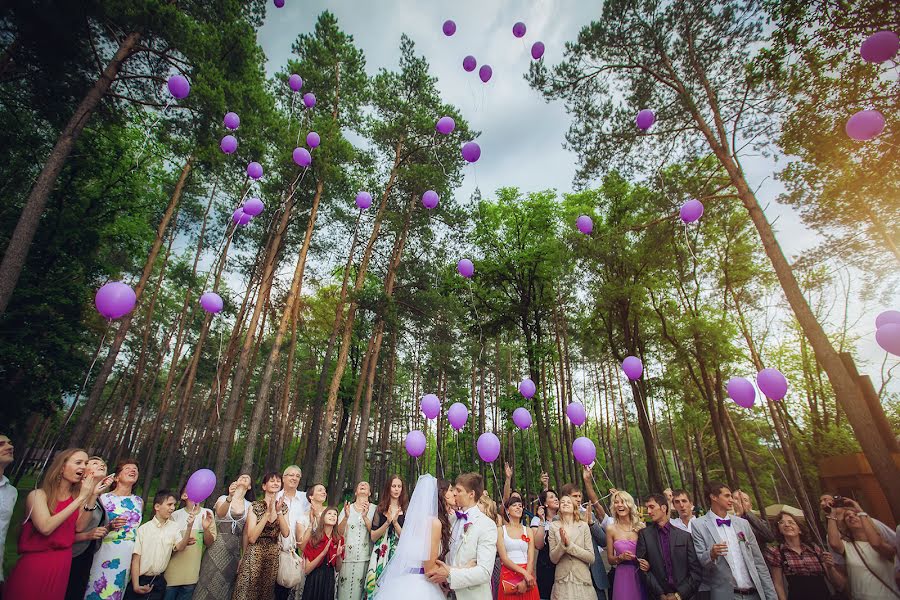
5;448;108;600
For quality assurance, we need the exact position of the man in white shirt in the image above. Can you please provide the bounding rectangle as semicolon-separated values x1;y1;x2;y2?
672;489;697;533
274;465;310;600
0;434;16;585
691;482;776;600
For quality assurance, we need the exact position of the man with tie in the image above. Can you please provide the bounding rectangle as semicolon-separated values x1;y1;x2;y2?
691;482;776;600
637;493;701;600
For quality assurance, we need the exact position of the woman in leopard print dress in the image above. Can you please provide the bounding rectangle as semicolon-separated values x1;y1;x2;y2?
232;472;290;600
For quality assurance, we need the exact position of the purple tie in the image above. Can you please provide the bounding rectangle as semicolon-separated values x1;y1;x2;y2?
455;510;468;521
716;518;731;527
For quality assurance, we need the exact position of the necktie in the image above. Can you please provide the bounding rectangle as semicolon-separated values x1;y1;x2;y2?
716;518;731;527
455;510;468;521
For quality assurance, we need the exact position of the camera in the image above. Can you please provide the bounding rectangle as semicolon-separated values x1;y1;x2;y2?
832;496;850;508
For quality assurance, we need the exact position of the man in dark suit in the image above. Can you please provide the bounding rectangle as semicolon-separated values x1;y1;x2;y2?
637;493;702;600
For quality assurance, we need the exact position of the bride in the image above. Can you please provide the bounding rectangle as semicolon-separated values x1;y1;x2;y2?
372;474;451;599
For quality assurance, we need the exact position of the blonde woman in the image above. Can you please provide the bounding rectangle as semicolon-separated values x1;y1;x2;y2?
5;449;106;600
548;495;594;600
606;490;646;600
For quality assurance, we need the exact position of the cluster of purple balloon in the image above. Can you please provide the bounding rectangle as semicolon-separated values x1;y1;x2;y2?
727;368;788;409
220;111;241;154
95;282;137;320
288;73;317;109
232;192;264;227
405;396;471;458
846;30;897;141
876;310;900;356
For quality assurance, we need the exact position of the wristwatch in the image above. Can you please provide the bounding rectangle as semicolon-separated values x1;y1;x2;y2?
83;503;97;511
856;512;868;518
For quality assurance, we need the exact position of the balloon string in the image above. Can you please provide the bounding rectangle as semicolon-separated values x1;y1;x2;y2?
455;429;461;475
489;463;501;501
467;280;484;364
683;222;699;267
214;325;225;420
287;94;296;134
132;98;173;171
37;321;112;485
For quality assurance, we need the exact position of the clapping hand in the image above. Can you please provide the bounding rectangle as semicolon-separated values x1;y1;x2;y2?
560;527;570;547
275;497;286;515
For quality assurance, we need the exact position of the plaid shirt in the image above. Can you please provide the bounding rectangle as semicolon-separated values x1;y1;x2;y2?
764;543;826;576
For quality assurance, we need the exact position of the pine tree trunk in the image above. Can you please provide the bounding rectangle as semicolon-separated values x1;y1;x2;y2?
241;178;324;472
214;200;293;483
310;158;406;482
0;31;142;314
68;156;192;446
336;330;377;495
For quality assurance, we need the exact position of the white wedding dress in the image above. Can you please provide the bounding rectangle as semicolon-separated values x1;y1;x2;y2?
371;474;446;600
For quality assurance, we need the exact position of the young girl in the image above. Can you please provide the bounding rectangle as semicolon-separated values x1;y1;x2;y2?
498;494;538;599
303;506;344;600
606;490;646;600
232;472;290;600
5;449;107;600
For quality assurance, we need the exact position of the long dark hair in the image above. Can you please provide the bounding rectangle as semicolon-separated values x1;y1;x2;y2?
311;505;339;547
376;474;409;516
436;480;452;561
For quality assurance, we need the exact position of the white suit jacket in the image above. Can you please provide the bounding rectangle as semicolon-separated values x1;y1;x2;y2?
448;505;497;600
691;511;777;600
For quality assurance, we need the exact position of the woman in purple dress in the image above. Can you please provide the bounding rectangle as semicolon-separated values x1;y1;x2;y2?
606;490;646;600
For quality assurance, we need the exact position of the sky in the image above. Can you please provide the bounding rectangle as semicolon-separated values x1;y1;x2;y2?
253;0;898;394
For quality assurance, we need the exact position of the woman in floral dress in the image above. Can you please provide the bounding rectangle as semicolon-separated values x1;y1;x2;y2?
363;475;407;598
336;481;376;600
84;460;143;600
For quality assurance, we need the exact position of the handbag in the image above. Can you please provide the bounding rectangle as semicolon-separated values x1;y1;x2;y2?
276;530;305;589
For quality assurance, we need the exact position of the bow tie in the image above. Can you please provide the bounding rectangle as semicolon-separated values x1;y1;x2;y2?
455;510;468;521
716;518;731;527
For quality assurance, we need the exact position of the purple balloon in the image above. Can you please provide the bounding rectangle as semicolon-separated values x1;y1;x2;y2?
167;75;190;100
876;323;900;355
199;291;224;314
220;135;237;154
519;378;536;399
185;469;217;503
306;132;320;149
461;142;481;163
448;402;469;430
477;432;501;463
288;74;303;92
436;116;455;135
479;65;493;83
636;109;656;131
243;197;264;217
292;147;311;167
756;368;788;401
421;393;440;420
860;30;899;63
572;437;596;466
463;55;477;72
457;258;474;278
512;407;532;430
727;377;756;408
303;93;316;109
95;282;136;320
680;199;704;223
274;0;284;7
876;310;900;329
442;20;456;36
355;191;372;210
566;402;586;426
223;112;240;130
576;215;593;235
531;42;545;60
422;190;439;209
513;22;527;38
622;356;643;380
846;109;885;141
405;430;426;458
247;161;263;180
232;207;251;226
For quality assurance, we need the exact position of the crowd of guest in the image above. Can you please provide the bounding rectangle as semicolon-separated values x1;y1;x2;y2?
0;432;898;600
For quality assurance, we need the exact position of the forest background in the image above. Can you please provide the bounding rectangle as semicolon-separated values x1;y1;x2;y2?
0;0;898;557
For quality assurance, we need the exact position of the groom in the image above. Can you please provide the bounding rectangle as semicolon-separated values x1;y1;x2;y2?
427;473;497;600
